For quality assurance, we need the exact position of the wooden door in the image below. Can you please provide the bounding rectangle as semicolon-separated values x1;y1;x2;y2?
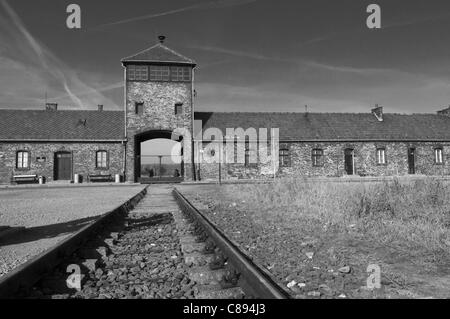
344;149;354;175
55;152;72;180
408;148;415;174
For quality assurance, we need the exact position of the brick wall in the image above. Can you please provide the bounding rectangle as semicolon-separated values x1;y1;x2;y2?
0;142;124;184
125;80;193;182
195;141;450;181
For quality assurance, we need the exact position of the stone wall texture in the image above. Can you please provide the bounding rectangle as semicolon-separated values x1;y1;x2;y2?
0;142;124;184
125;80;193;182
195;141;450;181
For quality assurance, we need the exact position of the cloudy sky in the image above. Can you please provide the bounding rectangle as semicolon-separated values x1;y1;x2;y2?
1;0;450;113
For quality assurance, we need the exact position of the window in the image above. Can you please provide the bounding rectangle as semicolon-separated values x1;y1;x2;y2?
312;149;323;167
127;65;148;81
150;65;170;81
244;143;258;167
170;66;191;82
435;148;443;164
279;148;290;167
96;151;108;169
16;151;30;169
135;102;144;115
376;148;386;165
244;148;250;166
175;103;183;115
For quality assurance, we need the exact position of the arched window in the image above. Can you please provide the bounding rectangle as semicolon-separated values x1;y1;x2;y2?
16;150;30;169
96;150;108;169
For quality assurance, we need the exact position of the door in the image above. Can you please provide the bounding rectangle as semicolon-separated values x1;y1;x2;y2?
344;148;354;175
408;148;415;174
54;152;72;180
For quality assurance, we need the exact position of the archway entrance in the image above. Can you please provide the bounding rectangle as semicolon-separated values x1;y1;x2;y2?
134;130;184;183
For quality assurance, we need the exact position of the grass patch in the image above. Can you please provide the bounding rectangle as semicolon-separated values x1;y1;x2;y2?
223;177;450;257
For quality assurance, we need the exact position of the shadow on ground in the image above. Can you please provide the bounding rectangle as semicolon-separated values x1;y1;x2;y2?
0;216;100;246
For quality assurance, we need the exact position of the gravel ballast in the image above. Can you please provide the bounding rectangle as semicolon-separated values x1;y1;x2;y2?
176;184;450;299
0;186;146;277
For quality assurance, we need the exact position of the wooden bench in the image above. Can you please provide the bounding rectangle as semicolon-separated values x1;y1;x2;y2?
12;174;38;184
88;174;112;183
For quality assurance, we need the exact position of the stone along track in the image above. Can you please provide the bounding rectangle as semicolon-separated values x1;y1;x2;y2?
15;185;289;299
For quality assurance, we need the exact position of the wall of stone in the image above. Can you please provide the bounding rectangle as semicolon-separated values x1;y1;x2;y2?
194;141;450;181
0;142;124;184
125;80;193;182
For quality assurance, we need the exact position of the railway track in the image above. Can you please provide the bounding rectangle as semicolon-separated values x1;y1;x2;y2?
0;185;289;299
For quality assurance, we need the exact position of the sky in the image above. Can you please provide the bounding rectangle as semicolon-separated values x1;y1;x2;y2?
1;0;450;114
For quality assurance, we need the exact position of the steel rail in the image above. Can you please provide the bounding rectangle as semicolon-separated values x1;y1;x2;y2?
0;186;148;299
173;189;290;299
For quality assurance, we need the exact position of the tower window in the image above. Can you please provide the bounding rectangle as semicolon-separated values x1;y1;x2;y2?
171;66;191;82
135;102;144;115
435;147;444;164
312;149;323;167
150;65;170;81
175;103;183;115
16;150;30;169
127;65;148;81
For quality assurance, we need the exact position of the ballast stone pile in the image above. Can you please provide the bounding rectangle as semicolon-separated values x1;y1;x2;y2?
28;200;197;299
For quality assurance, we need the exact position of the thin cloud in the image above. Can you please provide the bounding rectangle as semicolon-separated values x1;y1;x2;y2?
300;12;450;47
0;0;120;109
53;82;124;101
93;0;258;29
188;44;293;63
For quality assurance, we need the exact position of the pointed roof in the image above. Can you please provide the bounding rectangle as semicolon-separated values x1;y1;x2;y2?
121;42;196;65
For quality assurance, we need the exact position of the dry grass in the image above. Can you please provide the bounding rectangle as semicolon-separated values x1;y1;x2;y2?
223;177;450;256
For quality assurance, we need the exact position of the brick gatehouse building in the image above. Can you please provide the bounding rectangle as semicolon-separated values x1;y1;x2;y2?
2;37;450;184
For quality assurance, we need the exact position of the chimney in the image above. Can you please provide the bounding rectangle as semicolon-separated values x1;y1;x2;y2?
98;104;103;111
437;105;450;116
371;104;383;122
158;35;166;43
46;103;58;111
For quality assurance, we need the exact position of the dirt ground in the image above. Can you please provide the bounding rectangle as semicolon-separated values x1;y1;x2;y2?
177;184;450;299
0;185;146;277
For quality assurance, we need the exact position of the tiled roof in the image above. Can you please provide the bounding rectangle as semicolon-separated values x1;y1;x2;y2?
0;109;124;141
195;112;450;141
121;43;195;65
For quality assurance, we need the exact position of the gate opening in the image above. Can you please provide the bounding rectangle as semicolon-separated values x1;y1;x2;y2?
134;130;184;183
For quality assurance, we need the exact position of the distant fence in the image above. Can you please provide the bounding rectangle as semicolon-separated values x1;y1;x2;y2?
139;155;182;178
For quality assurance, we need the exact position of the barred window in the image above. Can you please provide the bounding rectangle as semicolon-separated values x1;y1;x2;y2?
376;148;386;164
435;148;443;164
150;65;170;81
170;66;191;82
127;65;148;81
96;151;108;169
312;149;323;167
279;148;290;167
16;151;30;169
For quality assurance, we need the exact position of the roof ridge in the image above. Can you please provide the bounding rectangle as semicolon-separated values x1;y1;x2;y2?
121;43;161;62
194;111;441;116
121;42;195;64
158;43;196;64
0;108;123;112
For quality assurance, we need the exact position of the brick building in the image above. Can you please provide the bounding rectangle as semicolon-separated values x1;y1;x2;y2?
1;37;450;184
